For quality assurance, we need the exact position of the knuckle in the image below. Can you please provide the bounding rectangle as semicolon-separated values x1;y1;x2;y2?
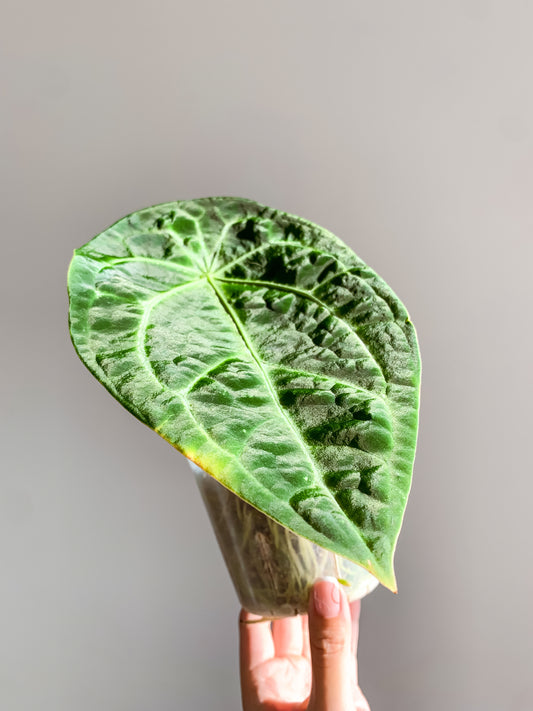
310;626;346;659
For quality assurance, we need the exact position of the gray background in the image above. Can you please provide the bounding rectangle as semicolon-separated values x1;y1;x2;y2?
1;1;532;709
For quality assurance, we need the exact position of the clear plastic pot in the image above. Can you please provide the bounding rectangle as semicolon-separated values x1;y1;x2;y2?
191;463;379;618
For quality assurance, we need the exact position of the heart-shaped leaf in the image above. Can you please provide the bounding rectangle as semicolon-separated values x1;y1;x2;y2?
68;197;420;591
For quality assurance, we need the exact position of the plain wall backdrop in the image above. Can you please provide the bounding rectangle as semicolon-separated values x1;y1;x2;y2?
1;1;532;710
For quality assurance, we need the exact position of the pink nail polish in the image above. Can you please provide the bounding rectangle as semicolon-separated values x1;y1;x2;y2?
313;577;341;619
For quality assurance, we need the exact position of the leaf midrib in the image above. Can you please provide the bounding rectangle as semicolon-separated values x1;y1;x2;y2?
206;275;323;486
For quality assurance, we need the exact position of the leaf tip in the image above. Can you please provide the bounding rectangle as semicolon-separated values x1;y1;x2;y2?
367;560;397;594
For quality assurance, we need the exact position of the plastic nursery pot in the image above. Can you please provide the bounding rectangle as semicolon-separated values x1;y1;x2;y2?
191;463;379;618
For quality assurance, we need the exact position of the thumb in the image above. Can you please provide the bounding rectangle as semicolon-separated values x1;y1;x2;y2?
307;578;353;711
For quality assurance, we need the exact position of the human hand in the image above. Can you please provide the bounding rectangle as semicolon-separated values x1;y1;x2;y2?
239;578;371;711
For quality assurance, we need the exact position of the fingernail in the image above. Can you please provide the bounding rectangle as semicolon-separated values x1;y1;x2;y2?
313;577;341;619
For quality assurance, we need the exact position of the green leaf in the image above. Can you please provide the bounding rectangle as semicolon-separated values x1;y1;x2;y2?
68;197;420;591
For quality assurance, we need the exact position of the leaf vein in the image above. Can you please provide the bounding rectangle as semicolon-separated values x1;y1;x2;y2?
214;276;386;382
210;240;348;276
135;279;202;388
105;256;199;274
267;364;386;404
183;357;241;395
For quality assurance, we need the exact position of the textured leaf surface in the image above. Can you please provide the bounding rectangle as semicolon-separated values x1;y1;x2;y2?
68;197;420;590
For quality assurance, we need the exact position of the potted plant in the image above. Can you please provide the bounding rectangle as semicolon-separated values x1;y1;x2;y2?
68;197;420;617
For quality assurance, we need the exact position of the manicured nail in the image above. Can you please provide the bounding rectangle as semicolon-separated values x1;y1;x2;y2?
313;577;341;619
